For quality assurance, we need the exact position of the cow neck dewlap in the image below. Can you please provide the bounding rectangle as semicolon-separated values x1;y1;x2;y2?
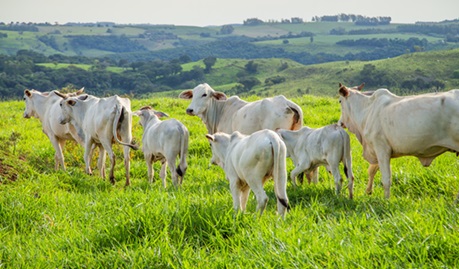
206;98;225;134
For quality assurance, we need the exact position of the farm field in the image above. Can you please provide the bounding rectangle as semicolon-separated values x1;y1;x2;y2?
1;94;459;267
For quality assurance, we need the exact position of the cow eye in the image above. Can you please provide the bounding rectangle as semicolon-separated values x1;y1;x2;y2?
202;93;207;97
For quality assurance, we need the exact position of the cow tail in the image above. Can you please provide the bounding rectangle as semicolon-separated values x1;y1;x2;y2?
176;126;188;178
340;129;353;179
271;137;290;211
113;104;138;150
340;128;354;199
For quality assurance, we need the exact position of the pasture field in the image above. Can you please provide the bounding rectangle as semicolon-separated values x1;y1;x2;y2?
36;63;126;73
1;94;459;268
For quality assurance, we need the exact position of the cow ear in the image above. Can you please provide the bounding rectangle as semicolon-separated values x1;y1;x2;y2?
179;90;193;100
25;89;32;97
67;100;77;106
154;111;169;118
212;91;227;101
357;83;365;91
205;134;214;142
77;94;89;100
338;84;349;97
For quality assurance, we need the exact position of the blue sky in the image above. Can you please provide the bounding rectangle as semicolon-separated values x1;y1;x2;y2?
1;0;458;26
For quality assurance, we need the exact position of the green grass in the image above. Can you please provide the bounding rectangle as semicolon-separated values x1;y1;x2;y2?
1;95;459;268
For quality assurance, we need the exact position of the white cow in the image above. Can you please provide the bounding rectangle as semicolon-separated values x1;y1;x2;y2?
277;124;354;199
134;106;189;188
338;82;459;199
56;92;138;186
206;130;289;217
179;83;303;134
23;88;85;170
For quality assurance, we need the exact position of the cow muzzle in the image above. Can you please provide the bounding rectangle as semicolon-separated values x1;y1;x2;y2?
186;108;195;116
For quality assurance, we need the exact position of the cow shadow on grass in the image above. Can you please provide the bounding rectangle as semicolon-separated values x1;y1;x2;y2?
276;180;403;221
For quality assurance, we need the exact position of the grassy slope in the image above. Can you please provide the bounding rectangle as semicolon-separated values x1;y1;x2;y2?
1;95;459;267
196;48;459;97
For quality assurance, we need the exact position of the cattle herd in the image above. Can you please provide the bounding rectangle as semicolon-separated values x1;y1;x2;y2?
22;82;459;217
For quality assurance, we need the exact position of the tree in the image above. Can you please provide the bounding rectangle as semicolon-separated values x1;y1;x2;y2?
243;18;264;26
245;60;258;74
238;76;260;90
203;56;217;73
220;25;234;35
178;54;192;64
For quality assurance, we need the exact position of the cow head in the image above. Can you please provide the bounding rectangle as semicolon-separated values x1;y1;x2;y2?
337;83;364;129
179;83;227;117
57;94;89;125
23;89;38;118
58;98;77;125
205;132;231;169
134;106;169;128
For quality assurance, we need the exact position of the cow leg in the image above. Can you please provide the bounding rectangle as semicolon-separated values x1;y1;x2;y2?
49;135;65;170
57;138;66;170
100;142;116;184
160;160;167;188
167;157;179;187
123;145;131;186
347;173;355;200
375;152;392;199
366;164;379;195
290;162;310;187
83;140;94;176
119;124;133;187
145;153;154;183
239;183;251;212
309;167;319;184
290;166;302;187
229;177;242;213
329;164;343;196
97;145;106;179
249;182;269;216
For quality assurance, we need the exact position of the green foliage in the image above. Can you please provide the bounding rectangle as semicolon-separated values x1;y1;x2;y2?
1;96;459;267
203;56;217;73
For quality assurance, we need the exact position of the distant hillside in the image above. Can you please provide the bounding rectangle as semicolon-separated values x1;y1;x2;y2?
1;20;458;66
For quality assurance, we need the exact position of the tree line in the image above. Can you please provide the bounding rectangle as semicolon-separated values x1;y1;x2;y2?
0;50;268;99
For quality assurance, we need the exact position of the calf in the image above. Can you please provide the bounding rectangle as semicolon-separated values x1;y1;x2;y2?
135;106;189;188
23;88;85;170
206;130;289;217
277;124;354;199
56;92;138;186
